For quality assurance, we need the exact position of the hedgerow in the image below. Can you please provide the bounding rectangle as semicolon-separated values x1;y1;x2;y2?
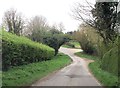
101;37;119;76
101;47;118;76
1;30;55;71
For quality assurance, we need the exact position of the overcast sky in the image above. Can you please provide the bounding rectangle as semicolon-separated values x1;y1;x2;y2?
0;0;95;32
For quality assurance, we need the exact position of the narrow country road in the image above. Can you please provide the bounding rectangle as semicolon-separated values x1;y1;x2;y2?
32;47;102;86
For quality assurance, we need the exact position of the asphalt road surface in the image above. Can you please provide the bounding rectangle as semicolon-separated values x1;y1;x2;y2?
32;47;101;86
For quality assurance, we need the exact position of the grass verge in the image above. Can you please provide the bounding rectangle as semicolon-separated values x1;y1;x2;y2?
75;52;118;88
75;52;99;60
89;62;118;87
2;53;71;87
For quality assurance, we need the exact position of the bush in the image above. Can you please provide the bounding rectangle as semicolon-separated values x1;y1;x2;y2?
43;34;70;55
73;24;101;55
1;30;55;71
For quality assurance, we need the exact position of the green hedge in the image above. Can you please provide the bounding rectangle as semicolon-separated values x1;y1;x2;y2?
1;30;55;71
101;47;118;76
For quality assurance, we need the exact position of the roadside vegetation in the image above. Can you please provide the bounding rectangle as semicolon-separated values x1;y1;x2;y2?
70;1;119;87
73;25;119;87
89;61;118;87
75;52;98;60
2;53;71;87
2;30;54;71
1;27;71;87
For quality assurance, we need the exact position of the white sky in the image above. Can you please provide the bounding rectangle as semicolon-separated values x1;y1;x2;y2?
0;0;95;32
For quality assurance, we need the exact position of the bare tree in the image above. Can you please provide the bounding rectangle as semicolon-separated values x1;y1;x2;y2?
25;15;49;42
58;22;65;32
3;8;24;36
117;1;120;22
26;15;48;34
71;1;119;43
71;1;95;27
117;1;120;33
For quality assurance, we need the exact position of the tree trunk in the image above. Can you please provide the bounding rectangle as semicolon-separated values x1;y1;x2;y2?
54;49;58;56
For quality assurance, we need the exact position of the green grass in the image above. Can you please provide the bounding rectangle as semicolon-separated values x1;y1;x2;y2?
2;53;71;87
75;52;99;60
89;62;118;87
75;52;118;87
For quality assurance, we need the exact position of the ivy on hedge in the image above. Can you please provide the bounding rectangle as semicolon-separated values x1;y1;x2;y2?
1;30;55;71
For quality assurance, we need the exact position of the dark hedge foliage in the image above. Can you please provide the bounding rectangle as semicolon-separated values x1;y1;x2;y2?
101;47;118;76
1;30;55;71
101;37;119;76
